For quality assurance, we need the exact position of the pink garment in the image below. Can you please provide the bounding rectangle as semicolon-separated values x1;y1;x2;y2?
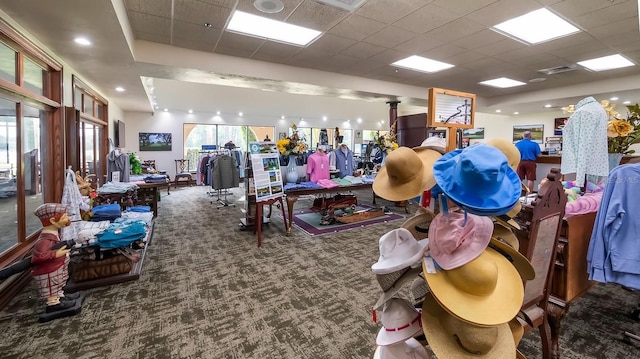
317;179;339;188
307;151;330;183
564;192;603;218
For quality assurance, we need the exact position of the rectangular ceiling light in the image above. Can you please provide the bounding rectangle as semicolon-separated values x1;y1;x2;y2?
391;55;454;74
577;54;635;72
479;77;526;88
492;8;580;45
226;11;321;46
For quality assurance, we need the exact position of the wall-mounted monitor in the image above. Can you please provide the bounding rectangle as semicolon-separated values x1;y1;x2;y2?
114;120;126;147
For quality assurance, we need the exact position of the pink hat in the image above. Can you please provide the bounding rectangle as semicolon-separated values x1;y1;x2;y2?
428;212;493;270
372;228;428;274
376;298;424;346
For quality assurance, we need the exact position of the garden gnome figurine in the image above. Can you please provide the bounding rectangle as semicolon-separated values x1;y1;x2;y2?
32;203;83;319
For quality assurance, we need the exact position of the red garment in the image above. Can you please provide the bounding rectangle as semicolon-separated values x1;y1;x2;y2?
31;232;66;276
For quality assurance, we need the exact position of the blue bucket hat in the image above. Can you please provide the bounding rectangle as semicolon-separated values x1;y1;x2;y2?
433;144;521;216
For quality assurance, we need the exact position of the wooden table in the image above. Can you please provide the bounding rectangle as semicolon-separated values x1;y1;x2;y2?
283;183;373;235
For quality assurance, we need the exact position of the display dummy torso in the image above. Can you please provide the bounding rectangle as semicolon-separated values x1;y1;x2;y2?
334;144;354;178
307;148;330;183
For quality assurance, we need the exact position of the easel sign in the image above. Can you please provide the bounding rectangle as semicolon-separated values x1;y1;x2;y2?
248;142;284;203
427;88;476;151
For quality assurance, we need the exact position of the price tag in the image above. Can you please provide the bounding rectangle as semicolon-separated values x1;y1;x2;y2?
423;255;436;274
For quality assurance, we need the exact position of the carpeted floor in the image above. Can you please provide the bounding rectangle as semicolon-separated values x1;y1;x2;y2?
0;185;638;358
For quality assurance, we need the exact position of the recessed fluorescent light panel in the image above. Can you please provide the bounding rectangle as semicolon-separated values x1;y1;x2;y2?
391;55;454;74
577;54;634;72
226;11;321;46
492;8;580;45
479;77;526;88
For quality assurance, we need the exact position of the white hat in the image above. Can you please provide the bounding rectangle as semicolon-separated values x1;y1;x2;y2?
376;298;424;346
373;338;430;359
371;228;428;274
415;137;447;154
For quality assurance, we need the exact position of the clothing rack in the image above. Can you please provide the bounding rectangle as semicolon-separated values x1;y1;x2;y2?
206;152;240;208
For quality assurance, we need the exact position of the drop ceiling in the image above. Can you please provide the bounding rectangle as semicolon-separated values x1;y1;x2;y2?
1;0;640;124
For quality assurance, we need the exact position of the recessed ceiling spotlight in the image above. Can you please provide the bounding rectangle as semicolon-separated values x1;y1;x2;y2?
188;109;193;114
239;112;243;116
74;37;91;46
322;116;327;121
115;86;125;92
164;108;168;112
204;23;212;28
624;100;631;104
544;104;552;108
216;111;221;115
281;115;285;120
529;77;546;83
495;109;502;113
357;118;362;123
253;0;284;14
610;97;619;101
514;112;519;115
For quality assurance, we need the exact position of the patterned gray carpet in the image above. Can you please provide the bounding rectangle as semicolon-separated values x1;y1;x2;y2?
0;185;638;358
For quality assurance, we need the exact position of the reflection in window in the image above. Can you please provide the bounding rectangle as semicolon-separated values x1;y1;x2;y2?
22;105;43;237
0;98;18;253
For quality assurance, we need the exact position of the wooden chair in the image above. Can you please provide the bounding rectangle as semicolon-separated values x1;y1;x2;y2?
513;168;567;359
174;159;194;187
142;160;156;174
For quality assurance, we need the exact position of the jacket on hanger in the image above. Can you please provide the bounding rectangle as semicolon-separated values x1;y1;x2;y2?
211;155;239;190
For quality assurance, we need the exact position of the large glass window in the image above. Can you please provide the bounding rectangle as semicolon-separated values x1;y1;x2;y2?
23;56;44;96
22;104;42;237
0;98;17;253
0;41;16;84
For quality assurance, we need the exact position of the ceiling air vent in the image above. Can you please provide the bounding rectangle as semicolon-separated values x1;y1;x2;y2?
312;0;369;11
538;64;577;75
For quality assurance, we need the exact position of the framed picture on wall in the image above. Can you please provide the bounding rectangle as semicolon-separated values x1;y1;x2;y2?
139;132;172;151
355;130;362;139
512;125;544;144
426;128;447;139
278;132;286;139
554;117;568;135
428;88;476;129
462;127;484;139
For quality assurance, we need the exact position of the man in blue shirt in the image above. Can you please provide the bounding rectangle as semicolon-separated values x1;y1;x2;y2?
515;131;541;191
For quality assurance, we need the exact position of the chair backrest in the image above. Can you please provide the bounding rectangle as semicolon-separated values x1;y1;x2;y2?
175;159;189;173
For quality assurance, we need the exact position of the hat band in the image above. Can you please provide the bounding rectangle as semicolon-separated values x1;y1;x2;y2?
385;314;421;332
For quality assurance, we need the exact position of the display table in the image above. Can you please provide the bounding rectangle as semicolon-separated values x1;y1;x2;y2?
284;183;372;235
534;155;639;190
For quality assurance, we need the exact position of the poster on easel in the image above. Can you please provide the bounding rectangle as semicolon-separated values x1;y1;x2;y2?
249;142;283;203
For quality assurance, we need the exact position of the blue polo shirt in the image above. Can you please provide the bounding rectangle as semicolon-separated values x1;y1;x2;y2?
515;138;541;161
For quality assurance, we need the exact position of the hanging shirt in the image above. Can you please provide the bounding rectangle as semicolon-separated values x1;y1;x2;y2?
306;151;330;183
561;96;609;186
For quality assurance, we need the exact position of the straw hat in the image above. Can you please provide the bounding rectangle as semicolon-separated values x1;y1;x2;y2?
414;136;447;154
373;147;430;201
488;237;535;281
412;147;442;191
428;212;494;270
401;207;435;241
376;267;410;292
492;222;519;250
433;144;521;216
410;275;430;305
372;228;428;275
494;200;523;230
486;137;520;170
423;247;524;326
373;266;422;310
421;292;516;358
373;338;430;359
376;298;424;346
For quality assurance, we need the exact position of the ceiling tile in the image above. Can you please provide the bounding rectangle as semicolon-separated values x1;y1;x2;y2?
308;33;357;54
443;50;489;66
452;28;508;51
422;44;466;59
328;14;386;41
340;41;386;60
393;3;461;34
135;31;171;45
252;41;302;62
394;34;445;53
173;0;231;28
465;0;540;27
172;20;219;46
127;12;172;37
287;0;349;31
356;0;431;24
588;17;637;39
550;0;628;18
215;32;265;57
472;37;526;56
363;26;418;49
124;0;172;18
572;0;637;29
432;0;500;17
424;18;487;46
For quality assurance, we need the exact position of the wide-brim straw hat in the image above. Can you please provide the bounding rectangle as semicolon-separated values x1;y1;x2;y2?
401;207;435;240
486;137;520;171
494;200;523;230
373;147;430;201
488;238;535;281
373;266;423;310
373;338;430;359
376;267;410;292
422;247;524;326
421;292;516;358
412;147;442;191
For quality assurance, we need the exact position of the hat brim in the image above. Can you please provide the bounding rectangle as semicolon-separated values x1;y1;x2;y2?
489;238;535;281
373;266;422;310
371;239;429;274
376;313;423;346
423;247;524;326
434;149;522;214
401;208;435;240
486;138;520;171
420;292;516;359
373;338;429;359
412;148;442;191
492;222;520;250
373;165;430;202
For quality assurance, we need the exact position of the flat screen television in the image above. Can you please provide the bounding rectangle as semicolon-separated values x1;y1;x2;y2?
114;120;125;147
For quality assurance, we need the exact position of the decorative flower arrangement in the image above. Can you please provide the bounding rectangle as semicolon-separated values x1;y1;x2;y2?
372;129;399;154
563;100;640;154
276;124;308;157
129;152;142;175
